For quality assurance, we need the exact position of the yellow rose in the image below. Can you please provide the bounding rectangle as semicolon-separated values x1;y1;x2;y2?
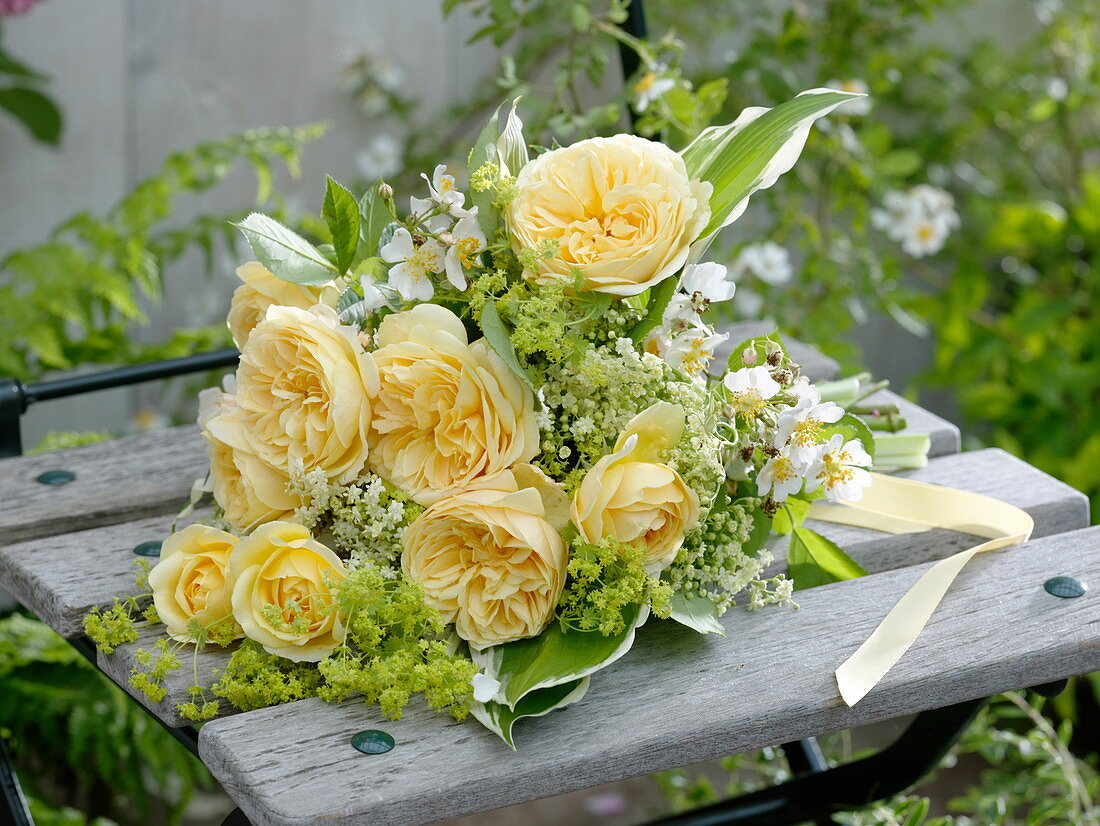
227;262;337;348
368;304;539;504
508;134;712;296
227;521;348;662
402;470;567;650
236;304;379;485
571;402;700;572
204;408;300;533
148;524;241;643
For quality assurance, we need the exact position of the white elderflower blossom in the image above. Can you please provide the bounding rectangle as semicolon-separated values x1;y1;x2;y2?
356;134;403;180
805;434;873;503
723;366;781;417
774;387;844;463
442;212;486;291
730;242;794;286
380;227;445;301
872;184;960;258
757;451;809;503
826;78;872;116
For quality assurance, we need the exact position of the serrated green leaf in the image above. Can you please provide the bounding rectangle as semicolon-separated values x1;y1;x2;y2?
232;213;337;285
682;89;860;238
322;176;360;274
787;526;866;591
479;300;536;392
471;605;645;709
470;677;590;748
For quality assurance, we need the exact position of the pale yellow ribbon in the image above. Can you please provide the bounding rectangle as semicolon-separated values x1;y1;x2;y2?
808;472;1034;706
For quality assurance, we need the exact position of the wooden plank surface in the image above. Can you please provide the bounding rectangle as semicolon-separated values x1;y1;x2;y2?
198;524;1100;826
0;511;210;639
868;389;960;458
94;447;1087;727
0;426;205;545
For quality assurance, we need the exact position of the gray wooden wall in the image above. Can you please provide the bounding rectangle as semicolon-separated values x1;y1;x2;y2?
1;0;500;444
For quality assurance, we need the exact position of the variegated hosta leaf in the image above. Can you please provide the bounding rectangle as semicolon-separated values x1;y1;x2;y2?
496;98;528;178
682;88;864;241
471;604;648;711
470;677;590;749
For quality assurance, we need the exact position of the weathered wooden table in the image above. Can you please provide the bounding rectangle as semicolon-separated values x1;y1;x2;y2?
0;325;1094;826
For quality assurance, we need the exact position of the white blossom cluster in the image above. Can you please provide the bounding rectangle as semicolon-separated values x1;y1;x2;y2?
723;359;873;506
287;461;412;573
646;262;736;378
370;165;487;303
872;184;960;258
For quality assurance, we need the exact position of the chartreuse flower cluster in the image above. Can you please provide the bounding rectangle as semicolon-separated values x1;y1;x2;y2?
87;88;877;743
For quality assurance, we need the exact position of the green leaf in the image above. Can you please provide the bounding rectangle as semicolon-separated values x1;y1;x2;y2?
232;213;337;285
627;274;679;343
321;176;360;274
470;677;590;748
0;86;62;145
479;300;536;392
787;527;867;591
471;604;645;709
772;496;811;535
668;592;724;635
358;186;390;259
468;104;503;240
682;89;860;238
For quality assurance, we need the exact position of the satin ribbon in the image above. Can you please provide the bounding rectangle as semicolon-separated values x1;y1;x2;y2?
807;472;1034;706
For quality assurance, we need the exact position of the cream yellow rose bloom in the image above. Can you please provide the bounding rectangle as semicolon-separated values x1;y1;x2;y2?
402;470;567;650
368;304;539;504
236;304;378;485
149;524;241;643
508;134;712;296
204;407;300;533
571;402;700;572
227;521;348;662
227;262;337;348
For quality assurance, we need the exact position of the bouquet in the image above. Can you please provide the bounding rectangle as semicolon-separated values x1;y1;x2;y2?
87;88;955;746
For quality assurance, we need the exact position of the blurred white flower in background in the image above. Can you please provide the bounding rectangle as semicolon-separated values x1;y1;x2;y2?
342;51;407;117
632;64;676;112
356;134;403;181
826;78;872;116
730;242;794;286
872;183;960;258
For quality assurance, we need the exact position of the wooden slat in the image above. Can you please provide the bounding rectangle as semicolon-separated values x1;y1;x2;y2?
197;524;1100;826
0;425;205;545
95;447;1087;727
0;510;210;639
716;321;839;382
